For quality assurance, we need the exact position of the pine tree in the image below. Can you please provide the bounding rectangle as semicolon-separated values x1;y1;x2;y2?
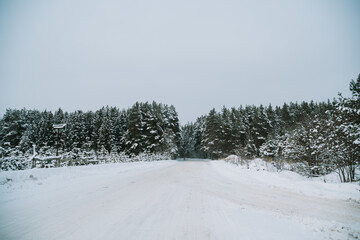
38;110;56;149
281;103;291;130
219;107;233;156
124;102;143;156
91;108;104;151
0;109;28;148
179;123;195;159
327;74;360;182
193;116;206;158
99;115;112;152
202;109;222;159
229;107;242;154
167;105;181;153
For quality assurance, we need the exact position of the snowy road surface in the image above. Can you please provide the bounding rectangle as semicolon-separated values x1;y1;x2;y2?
1;160;359;240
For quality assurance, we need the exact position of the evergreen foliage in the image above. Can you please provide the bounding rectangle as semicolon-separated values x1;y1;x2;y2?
1;76;359;182
0;102;180;170
178;75;359;182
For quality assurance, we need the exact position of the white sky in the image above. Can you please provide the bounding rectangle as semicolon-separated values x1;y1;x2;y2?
0;0;359;124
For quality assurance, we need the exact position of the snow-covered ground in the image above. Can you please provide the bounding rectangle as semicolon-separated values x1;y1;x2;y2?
0;160;359;240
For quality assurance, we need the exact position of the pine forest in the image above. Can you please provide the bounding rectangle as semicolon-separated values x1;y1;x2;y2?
1;76;359;182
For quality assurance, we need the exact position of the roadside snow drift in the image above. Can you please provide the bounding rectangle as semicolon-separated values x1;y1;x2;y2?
0;160;359;240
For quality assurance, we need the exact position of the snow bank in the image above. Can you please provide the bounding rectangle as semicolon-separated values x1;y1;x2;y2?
223;155;278;172
213;160;360;201
0;160;177;196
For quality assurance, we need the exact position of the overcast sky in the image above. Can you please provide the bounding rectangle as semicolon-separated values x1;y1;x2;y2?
0;0;359;124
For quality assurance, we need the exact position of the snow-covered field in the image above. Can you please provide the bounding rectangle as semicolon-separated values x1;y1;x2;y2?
0;160;359;240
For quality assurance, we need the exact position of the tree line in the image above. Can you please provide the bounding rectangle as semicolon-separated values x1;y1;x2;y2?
1;76;359;182
0;102;180;169
178;76;360;182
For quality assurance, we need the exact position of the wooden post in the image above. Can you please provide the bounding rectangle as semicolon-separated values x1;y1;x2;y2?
56;128;60;156
32;144;36;168
53;124;66;167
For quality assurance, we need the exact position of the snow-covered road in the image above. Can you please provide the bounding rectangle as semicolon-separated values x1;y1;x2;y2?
1;160;359;240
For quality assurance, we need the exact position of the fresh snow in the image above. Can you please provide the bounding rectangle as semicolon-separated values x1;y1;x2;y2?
219;156;360;200
0;160;359;240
